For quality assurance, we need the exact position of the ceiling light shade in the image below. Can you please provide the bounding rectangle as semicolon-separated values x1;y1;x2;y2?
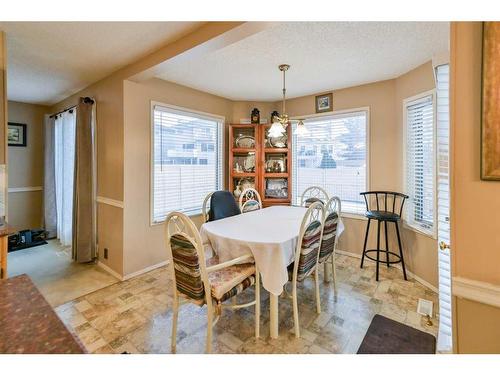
294;120;309;136
268;122;286;137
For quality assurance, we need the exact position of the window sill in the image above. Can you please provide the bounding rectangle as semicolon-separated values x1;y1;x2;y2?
151;210;203;227
402;221;437;240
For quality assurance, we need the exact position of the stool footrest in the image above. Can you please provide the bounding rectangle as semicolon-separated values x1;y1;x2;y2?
363;249;402;265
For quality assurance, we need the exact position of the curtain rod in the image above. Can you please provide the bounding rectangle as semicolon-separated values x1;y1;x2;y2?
49;96;95;118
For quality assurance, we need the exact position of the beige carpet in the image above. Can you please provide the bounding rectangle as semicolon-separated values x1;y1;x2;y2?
7;240;118;307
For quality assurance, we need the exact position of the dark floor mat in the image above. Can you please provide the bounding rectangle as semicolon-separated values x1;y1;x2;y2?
8;240;48;253
357;314;436;354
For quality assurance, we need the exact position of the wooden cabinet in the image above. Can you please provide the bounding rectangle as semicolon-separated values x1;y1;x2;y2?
229;123;291;207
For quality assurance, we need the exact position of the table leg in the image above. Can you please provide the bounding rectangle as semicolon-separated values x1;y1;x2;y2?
269;293;279;339
324;262;331;282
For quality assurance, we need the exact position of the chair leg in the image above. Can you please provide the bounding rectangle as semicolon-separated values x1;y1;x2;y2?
360;218;371;268
376;220;381;281
384;221;390;268
331;256;337;297
255;269;260;339
292;283;300;338
171;293;179;354
314;268;321;314
395;221;408;281
206;305;214;353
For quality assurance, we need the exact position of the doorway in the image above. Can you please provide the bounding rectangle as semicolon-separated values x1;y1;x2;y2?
6;103;117;307
435;63;452;352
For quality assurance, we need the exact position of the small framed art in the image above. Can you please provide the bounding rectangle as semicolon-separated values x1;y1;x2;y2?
8;123;27;147
315;93;333;113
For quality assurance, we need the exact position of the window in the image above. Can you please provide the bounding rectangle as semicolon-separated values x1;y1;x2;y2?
404;92;435;235
292;110;368;215
152;104;223;223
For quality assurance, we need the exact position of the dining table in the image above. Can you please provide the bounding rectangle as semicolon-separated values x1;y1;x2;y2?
200;205;344;339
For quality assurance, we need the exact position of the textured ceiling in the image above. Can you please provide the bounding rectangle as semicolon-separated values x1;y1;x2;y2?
0;22;204;105
156;22;449;101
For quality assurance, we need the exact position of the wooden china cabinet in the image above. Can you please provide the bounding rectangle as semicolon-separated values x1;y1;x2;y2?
228;123;292;207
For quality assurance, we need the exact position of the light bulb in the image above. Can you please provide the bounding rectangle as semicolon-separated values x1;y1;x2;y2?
294;121;309;136
268;122;286;137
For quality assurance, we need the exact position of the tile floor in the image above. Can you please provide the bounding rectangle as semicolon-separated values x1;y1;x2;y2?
8;240;119;307
55;254;439;354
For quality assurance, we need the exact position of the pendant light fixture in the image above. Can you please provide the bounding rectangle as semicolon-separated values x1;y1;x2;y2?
268;64;308;137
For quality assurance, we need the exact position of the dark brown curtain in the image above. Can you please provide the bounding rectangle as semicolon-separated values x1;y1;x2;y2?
72;97;96;262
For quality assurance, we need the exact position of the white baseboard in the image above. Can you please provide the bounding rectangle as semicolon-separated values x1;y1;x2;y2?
97;259;170;281
123;260;169;281
452;277;500;308
97;261;123;281
336;249;438;293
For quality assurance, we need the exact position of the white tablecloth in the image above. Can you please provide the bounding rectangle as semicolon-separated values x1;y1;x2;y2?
200;205;344;296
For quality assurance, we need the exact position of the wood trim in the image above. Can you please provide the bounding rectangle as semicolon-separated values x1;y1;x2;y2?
96;196;124;209
8;186;43;193
452;276;500;309
96;261;123;281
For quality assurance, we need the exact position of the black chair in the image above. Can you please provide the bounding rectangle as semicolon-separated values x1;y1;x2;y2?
359;191;409;281
208;191;241;222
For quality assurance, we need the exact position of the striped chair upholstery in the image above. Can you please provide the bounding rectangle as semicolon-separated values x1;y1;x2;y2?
319;212;338;263
289;220;323;282
241;199;261;213
304;197;324;208
170;234;205;303
208;262;256;301
214;275;255;302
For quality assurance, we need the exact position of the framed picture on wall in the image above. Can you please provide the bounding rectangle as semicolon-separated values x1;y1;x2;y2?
8;122;27;147
315;93;333;113
481;22;500;180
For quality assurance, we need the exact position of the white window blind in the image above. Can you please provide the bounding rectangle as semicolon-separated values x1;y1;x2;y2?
152;105;223;223
292;111;368;215
404;94;435;235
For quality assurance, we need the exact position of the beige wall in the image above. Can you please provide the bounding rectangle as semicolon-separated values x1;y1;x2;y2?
122;78;233;276
283;62;438;288
50;75;125;274
44;22;441;289
48;22;244;277
231;101;277;124
7;101;49;229
394;62;439;288
119;62;439;285
450;22;500;353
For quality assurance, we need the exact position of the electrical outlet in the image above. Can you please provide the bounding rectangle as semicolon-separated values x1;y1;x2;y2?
104;248;109;259
417;298;433;317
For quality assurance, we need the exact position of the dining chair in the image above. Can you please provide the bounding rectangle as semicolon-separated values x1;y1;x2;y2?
202;192;214;223
300;186;329;207
238;188;262;213
165;211;260;353
318;196;341;296
286;200;326;338
207;191;241;222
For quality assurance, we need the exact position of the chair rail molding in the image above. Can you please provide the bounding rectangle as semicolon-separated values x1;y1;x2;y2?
96;196;124;209
8;186;43;193
452;276;500;308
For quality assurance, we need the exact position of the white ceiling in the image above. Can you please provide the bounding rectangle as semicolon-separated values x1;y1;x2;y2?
0;22;203;105
156;22;450;101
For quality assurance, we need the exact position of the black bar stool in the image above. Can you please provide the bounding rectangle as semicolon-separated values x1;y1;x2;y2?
359;191;409;281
